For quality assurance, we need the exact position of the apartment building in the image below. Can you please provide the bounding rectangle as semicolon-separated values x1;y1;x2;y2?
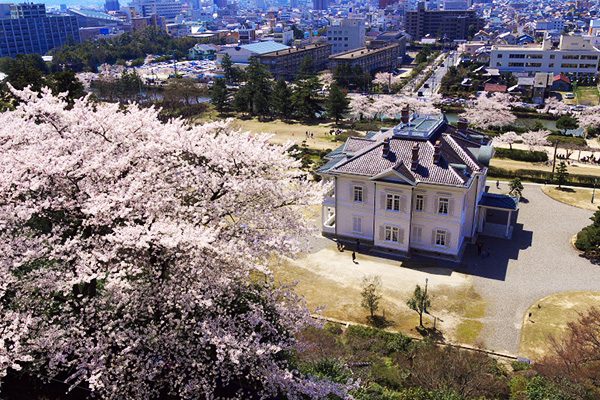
329;44;401;74
326;18;365;55
258;43;332;80
404;1;483;40
318;112;516;261
0;3;80;57
489;35;600;78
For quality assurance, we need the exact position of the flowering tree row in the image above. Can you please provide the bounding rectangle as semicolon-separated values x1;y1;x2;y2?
348;94;441;121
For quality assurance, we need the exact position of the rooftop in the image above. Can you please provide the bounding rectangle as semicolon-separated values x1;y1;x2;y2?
259;43;330;57
330;43;399;60
240;41;290;54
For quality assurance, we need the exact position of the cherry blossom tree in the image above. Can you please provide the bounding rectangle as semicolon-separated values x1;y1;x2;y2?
494;131;520;150
540;97;570;116
522;129;551;151
348;94;440;121
461;92;516;130
319;71;335;90
372;72;404;92
0;88;349;399
348;94;375;120
577;105;600;134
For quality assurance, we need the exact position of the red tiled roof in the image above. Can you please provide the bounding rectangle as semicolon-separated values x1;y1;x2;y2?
484;83;508;93
553;74;570;83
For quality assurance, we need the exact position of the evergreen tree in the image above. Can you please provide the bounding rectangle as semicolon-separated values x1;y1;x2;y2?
297;56;314;80
271;79;292;119
360;276;382;320
325;83;350;124
241;58;272;116
221;53;235;84
509;177;524;197
291;75;322;120
46;70;85;103
211;78;228;113
407;283;431;328
555;161;569;189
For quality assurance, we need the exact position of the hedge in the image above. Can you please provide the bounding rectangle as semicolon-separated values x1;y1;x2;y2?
489;166;600;188
494;148;548;163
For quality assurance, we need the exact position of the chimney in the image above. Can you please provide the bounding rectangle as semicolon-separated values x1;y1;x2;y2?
457;117;468;132
401;106;410;124
433;140;442;164
382;138;391;158
411;143;419;171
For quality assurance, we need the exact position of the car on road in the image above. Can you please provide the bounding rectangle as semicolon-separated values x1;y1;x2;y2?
564;93;575;99
423;83;430;88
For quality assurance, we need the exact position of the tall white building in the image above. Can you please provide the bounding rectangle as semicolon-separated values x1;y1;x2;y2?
489;35;600;78
318;112;517;261
326;18;365;55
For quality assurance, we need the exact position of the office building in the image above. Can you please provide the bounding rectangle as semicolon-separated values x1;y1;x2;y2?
273;24;293;45
489;35;600;78
0;3;80;57
105;0;120;12
312;0;328;11
404;2;483;40
329;44;401;74
258;43;332;79
128;0;185;20
326;18;365;55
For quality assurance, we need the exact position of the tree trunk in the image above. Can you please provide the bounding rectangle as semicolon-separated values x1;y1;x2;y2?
419;311;423;327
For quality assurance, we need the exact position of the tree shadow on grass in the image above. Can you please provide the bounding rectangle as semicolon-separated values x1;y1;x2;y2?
556;186;576;193
367;315;395;329
416;325;445;342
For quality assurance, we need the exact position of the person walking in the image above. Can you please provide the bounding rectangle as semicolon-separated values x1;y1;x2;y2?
352;251;357;264
496;180;500;189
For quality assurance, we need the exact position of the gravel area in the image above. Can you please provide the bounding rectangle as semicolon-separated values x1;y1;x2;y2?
460;182;600;356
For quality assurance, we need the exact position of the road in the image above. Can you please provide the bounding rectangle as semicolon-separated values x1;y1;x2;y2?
459;183;600;355
417;51;458;98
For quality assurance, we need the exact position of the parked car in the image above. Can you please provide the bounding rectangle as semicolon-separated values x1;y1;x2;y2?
564;93;575;99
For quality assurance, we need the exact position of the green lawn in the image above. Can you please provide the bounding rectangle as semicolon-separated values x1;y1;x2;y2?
576;86;600;106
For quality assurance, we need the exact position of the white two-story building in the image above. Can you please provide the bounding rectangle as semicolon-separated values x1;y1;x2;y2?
319;111;517;261
489;34;600;79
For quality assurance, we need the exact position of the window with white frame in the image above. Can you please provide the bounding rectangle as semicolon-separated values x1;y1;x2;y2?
435;229;447;247
438;197;449;215
352;216;362;233
384;225;400;242
386;193;401;211
353;186;364;203
415;194;424;212
412;226;423;243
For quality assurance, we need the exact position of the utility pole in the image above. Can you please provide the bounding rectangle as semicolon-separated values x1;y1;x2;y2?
551;140;559;179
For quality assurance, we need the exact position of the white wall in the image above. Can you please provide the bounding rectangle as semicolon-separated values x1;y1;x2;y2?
410;184;466;256
331;173;485;257
335;176;375;241
373;182;412;252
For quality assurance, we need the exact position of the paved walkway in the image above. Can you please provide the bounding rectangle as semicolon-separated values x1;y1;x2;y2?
460;183;600;355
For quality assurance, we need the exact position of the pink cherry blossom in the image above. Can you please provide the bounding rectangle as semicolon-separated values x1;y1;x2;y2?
0;87;348;399
461;92;516;130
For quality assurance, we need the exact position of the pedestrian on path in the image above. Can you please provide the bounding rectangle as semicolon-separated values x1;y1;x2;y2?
352;251;357;264
496;180;500;189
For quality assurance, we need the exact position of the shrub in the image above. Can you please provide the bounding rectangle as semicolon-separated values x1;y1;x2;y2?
301;358;352;384
511;360;532;372
494;148;549;163
488;166;600;188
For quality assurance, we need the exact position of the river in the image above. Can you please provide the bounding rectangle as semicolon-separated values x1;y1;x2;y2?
445;113;558;131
